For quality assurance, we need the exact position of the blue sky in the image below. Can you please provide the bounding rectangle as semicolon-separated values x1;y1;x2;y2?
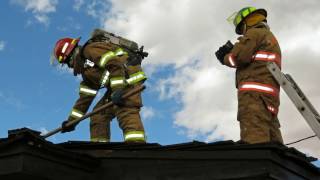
0;0;188;144
0;0;320;167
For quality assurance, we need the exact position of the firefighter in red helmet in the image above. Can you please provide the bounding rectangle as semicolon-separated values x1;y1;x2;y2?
52;29;147;143
215;7;283;144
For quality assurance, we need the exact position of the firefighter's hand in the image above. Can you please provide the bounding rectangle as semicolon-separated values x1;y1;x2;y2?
215;41;234;64
111;89;124;106
61;120;78;133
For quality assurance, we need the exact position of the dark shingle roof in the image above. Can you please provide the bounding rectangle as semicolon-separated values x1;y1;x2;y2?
0;128;319;180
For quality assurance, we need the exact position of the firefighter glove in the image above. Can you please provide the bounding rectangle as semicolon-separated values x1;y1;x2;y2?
111;89;124;106
215;41;234;64
61;120;78;133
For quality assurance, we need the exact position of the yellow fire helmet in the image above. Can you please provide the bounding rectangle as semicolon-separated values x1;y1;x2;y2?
227;7;267;35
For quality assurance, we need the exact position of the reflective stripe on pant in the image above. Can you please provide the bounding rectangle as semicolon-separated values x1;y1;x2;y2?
115;106;145;142
70;108;84;119
90;91;145;142
124;131;145;142
91;137;110;142
238;91;283;144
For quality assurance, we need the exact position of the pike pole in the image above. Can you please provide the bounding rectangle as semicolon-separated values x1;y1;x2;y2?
42;85;146;139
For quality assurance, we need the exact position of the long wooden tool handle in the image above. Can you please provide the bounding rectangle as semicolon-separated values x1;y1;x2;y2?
42;85;146;139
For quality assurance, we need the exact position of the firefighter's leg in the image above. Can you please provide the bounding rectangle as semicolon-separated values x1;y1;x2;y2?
270;116;284;144
115;106;146;143
238;92;271;144
260;94;284;144
90;96;115;142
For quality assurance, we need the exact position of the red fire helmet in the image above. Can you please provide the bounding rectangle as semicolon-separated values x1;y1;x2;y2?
52;37;80;64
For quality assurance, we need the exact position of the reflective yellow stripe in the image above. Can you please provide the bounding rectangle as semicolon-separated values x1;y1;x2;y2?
114;48;127;56
249;7;256;12
235;7;257;26
99;51;115;67
235;15;242;25
242;8;250;17
70;109;84;118
58;55;63;62
126;71;147;85
124;131;145;142
99;48;127;68
110;77;126;88
91;137;109;142
71;39;77;44
79;85;97;96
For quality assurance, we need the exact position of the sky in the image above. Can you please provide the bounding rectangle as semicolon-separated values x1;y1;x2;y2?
0;0;320;167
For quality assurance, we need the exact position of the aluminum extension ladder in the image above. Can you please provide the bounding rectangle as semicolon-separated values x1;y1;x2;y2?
267;62;320;140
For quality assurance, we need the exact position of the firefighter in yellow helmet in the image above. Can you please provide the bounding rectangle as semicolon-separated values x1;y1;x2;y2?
52;29;147;143
215;7;283;144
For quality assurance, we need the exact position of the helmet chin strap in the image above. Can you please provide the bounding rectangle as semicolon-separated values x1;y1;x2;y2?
261;21;270;30
241;23;247;35
66;46;80;68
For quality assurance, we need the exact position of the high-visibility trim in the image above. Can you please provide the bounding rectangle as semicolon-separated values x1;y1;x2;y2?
70;109;84;119
253;51;281;67
110;77;126;88
99;48;127;68
124;131;145;142
235;7;257;26
79;85;97;96
91;137;109;142
227;54;236;68
58;55;63;62
71;39;77;45
61;42;69;54
126;71;147;85
239;82;279;96
114;48;127;56
267;105;278;115
100;70;110;87
99;51;115;67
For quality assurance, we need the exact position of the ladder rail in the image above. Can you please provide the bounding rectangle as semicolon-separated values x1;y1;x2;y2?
284;74;320;117
267;62;320;139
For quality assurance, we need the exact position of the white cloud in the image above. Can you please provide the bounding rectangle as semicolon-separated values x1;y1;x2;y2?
57;17;82;31
0;41;5;51
85;0;110;19
11;0;58;26
141;106;155;120
73;0;84;11
34;14;49;25
98;0;320;158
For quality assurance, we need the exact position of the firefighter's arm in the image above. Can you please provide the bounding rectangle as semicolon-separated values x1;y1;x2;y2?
62;82;98;133
223;29;260;68
65;82;98;124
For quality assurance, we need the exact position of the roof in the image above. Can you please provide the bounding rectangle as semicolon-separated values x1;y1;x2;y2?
0;128;319;180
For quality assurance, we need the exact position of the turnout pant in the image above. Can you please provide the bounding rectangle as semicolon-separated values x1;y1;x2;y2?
90;92;145;142
237;91;283;144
